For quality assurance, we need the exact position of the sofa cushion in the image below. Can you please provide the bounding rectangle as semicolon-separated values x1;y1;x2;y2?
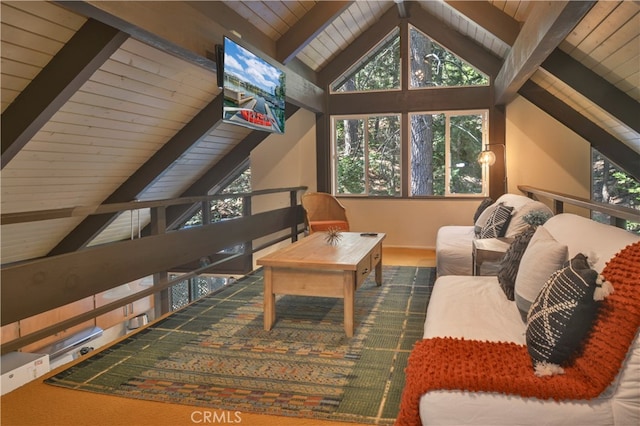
436;226;475;276
479;203;513;238
514;226;568;320
543;213;640;273
497;226;536;300
526;253;603;376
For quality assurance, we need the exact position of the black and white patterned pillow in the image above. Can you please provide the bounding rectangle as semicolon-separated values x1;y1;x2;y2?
479;203;513;239
497;226;536;300
525;253;610;376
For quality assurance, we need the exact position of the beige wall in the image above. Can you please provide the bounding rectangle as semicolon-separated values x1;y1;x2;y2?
250;95;593;250
251;108;317;263
505;96;591;199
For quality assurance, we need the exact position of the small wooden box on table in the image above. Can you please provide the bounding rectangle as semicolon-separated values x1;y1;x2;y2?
257;232;385;337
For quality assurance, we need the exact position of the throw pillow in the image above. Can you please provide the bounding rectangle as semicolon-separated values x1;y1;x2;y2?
473;198;494;223
514;226;568;321
479;203;513;239
497;226;536;300
526;253;612;376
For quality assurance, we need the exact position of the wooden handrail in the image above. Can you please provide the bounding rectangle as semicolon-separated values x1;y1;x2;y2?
1;186;308;225
518;185;639;226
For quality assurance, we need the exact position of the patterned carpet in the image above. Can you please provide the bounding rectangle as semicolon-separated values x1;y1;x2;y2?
46;266;435;424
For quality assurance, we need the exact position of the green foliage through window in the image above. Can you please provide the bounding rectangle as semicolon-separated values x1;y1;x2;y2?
331;28;400;93
592;150;639;234
334;115;401;196
409;26;489;88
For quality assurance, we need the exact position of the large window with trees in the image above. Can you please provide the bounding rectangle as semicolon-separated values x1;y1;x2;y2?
331;23;490;198
410;111;487;196
333;115;401;196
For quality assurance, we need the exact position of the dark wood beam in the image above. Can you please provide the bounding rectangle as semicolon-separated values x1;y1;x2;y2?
318;4;400;88
162;104;301;229
519;81;639;180
542;49;640;133
2;206;301;325
277;1;352;64
328;86;492;115
0;19;127;169
445;0;520;45
57;0;323;112
48;94;225;255
494;0;595;105
409;5;502;78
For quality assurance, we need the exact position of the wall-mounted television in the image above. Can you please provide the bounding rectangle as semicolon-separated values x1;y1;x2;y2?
217;37;286;134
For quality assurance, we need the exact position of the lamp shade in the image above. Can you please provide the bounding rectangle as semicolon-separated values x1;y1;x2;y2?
478;147;496;166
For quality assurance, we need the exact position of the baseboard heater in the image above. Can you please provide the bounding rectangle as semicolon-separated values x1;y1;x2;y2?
39;326;103;359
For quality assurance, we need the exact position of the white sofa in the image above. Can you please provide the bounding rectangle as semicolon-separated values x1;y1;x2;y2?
436;193;553;276
399;213;640;425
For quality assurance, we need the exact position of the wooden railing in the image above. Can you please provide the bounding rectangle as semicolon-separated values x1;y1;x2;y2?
518;185;639;229
1;186;307;354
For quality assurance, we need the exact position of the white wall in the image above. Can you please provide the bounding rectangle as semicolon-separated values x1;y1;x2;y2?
249;95;593;250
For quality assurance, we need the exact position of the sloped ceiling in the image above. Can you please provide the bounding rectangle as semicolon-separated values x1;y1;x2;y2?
1;0;638;265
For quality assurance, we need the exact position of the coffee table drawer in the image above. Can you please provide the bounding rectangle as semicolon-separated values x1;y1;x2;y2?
371;243;382;267
356;255;371;288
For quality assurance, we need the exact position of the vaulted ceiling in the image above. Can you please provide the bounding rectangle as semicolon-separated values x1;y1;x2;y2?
1;0;639;265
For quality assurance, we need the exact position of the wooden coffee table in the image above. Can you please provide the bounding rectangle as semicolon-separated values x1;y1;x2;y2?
257;232;386;337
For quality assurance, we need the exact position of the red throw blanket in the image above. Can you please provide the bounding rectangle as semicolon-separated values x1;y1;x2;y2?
396;241;640;426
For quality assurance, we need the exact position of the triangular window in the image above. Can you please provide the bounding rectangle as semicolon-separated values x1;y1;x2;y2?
409;25;489;89
331;27;400;93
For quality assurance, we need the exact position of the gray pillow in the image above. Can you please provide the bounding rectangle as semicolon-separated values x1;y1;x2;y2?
514;226;568;321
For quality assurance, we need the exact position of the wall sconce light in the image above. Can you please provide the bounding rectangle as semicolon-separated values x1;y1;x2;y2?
477;144;496;166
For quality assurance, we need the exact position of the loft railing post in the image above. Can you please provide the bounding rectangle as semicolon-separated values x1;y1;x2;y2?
242;195;253;270
290;190;299;242
554;200;564;214
150;206;170;317
202;200;211;225
611;216;626;229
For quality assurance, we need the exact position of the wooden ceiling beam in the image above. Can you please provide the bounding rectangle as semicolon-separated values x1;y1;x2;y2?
162;104;301;230
0;18;127;169
494;0;595;105
48;94;225;256
57;0;324;112
542;49;640;133
277;1;353;64
519;81;639;180
444;0;520;45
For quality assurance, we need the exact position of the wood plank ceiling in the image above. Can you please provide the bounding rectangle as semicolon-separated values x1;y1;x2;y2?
1;0;638;265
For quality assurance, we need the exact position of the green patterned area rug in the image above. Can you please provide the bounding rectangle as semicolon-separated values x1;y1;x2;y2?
46;266;435;424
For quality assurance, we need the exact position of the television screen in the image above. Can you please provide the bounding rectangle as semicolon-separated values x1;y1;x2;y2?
222;37;286;134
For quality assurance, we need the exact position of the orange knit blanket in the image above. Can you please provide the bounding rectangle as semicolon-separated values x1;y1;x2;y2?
396;241;640;426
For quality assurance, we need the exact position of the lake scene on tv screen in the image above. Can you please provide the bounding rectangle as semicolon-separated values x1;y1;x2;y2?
223;38;285;134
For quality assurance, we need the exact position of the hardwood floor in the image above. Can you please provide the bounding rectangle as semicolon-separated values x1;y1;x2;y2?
0;248;434;426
